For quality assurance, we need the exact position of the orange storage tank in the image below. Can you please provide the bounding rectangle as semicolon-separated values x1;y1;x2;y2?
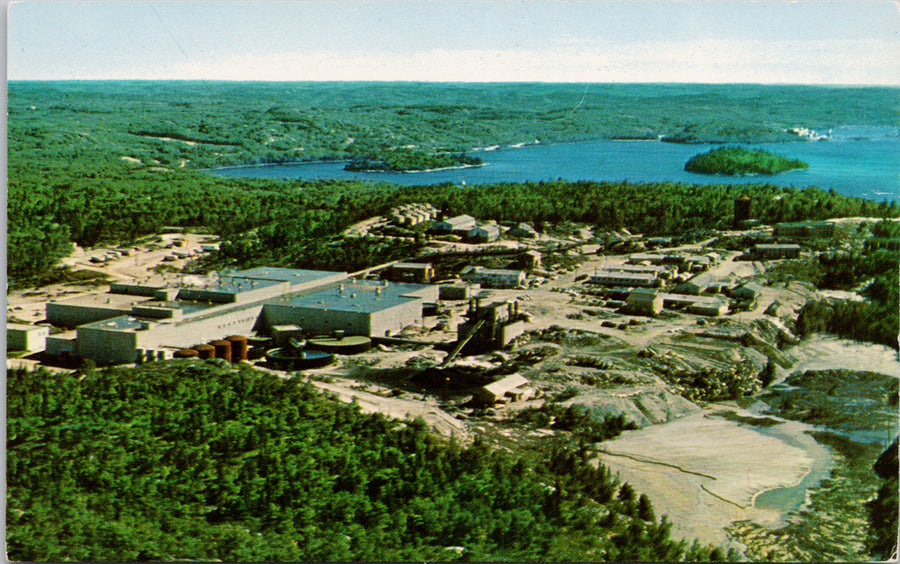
173;348;199;359
210;340;232;362
194;344;215;359
225;335;248;361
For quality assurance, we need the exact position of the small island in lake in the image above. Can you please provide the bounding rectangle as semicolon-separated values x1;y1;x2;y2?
345;149;483;172
684;146;809;176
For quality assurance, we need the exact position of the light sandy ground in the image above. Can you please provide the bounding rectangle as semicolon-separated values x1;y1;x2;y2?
776;334;900;379
312;378;470;441
827;216;900;225
596;408;822;550
7;233;217;322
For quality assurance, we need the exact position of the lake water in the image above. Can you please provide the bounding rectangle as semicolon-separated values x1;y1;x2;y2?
212;126;900;202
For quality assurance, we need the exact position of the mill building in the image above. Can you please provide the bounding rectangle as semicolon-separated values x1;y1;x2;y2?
43;267;437;366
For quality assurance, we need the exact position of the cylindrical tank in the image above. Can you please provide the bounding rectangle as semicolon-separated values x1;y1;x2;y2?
173;348;199;359
194;344;215;359
247;336;273;348
308;335;372;355
225;335;248;361
210;340;232;362
265;347;334;370
734;195;752;226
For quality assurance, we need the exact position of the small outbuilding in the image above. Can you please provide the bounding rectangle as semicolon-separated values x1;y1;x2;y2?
473;373;534;405
439;283;480;301
522;250;542;269
507;222;538;239
626;289;663;315
388;262;434;283
468;224;502;242
753;244;802;260
433;215;477;234
7;323;50;352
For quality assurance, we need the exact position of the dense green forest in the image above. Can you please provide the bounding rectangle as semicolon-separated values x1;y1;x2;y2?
795;221;899;348
11;82;900;170
204;180;897;274
6;363;738;562
867;439;899;560
345;149;483;172
684;146;808;176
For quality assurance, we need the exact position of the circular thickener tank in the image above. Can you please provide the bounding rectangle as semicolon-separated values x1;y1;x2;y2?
307;335;372;355
247;336;274;348
210;340;232;362
194;344;215;359
265;348;334;370
173;348;199;359
226;335;249;361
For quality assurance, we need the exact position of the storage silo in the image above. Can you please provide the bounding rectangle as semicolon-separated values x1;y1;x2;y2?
194;344;215;359
225;335;248;361
734;195;752;227
173;348;200;359
210;340;232;362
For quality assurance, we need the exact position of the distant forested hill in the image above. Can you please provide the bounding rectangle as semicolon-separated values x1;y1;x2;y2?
10;81;900;170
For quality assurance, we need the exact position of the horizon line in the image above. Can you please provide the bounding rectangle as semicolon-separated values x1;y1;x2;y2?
8;79;900;88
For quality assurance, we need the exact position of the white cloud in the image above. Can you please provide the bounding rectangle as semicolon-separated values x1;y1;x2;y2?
121;38;900;84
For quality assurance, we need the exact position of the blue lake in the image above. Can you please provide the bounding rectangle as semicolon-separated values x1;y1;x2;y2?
212;126;900;202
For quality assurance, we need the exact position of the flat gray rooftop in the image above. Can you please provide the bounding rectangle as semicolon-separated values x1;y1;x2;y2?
196;276;284;294
80;315;145;331
231;267;346;286
48;293;152;309
270;281;428;314
136;300;216;315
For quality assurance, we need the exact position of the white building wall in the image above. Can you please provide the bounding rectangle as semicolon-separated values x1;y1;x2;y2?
266;305;372;336
500;321;527;346
369;301;424;337
137;305;264;349
263;299;424;337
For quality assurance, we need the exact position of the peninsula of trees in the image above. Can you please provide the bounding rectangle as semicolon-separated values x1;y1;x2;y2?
684;146;809;176
345;149;483;172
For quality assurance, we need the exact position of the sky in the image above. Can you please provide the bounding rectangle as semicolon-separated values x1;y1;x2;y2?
5;0;900;84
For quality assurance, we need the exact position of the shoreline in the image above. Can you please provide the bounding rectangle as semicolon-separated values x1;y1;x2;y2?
347;163;488;174
202;135;807;174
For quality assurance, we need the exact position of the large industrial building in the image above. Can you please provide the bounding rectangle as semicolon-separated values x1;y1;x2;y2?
43;267;437;365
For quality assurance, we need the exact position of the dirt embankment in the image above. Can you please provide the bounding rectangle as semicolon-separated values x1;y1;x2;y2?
562;387;699;427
